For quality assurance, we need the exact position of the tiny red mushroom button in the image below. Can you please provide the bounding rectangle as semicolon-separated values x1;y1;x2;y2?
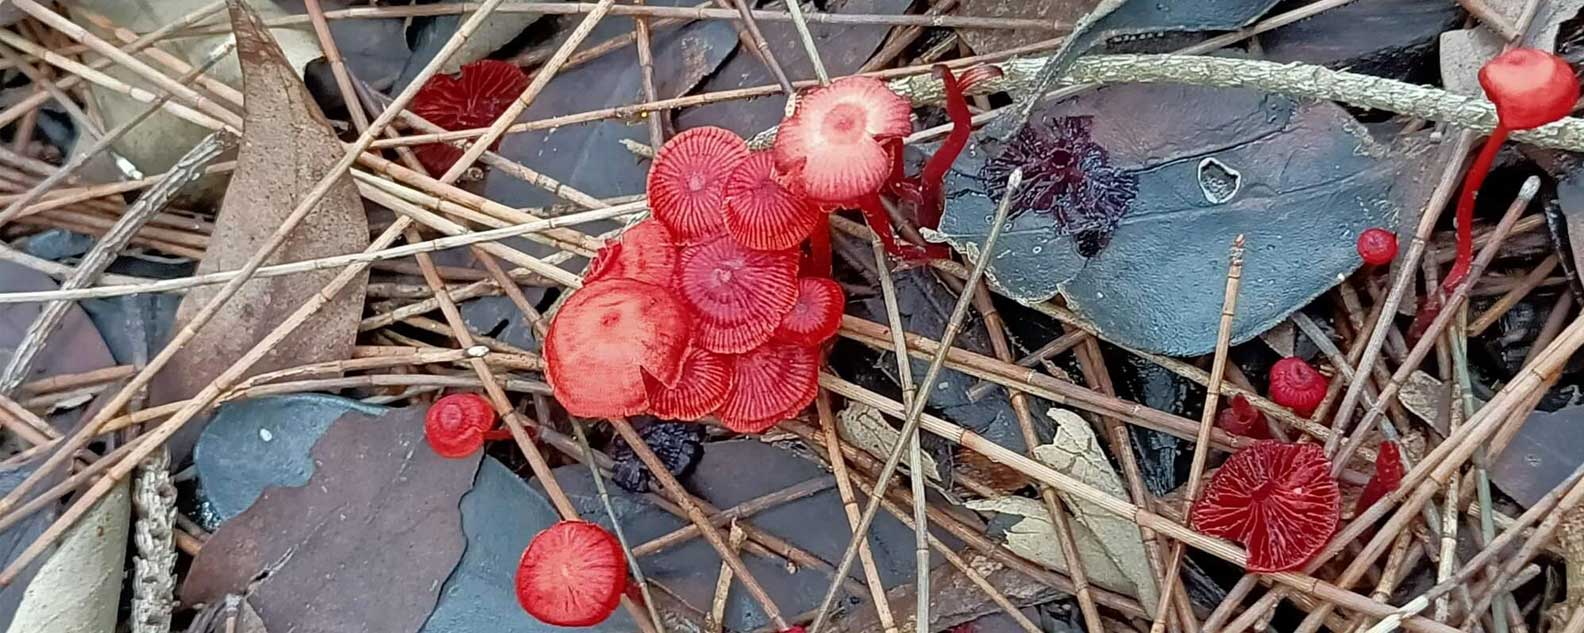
424;392;496;458
1190;441;1341;572
516;520;628;627
1268;357;1327;418
1215;394;1270;439
1355;227;1398;267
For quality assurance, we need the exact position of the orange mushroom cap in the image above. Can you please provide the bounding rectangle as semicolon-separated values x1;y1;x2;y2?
724;152;822;251
1479;48;1580;131
515;520;627;627
773;277;845;347
408;60;529;174
644;346;736;421
1189;441;1340;572
586;219;679;287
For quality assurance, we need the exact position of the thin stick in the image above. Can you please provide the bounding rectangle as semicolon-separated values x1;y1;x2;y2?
632;0;666;150
708;522;747;633
806;168;1022;633
726;0;795;94
815;393;898;633
863;236;921;633
781;0;828;85
1152;235;1244;633
1469;253;1558;336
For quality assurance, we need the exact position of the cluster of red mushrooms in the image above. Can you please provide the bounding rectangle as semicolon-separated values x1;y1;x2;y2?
405;47;1581;625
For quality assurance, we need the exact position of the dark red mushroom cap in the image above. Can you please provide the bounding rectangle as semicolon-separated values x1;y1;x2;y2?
545;279;692;418
586;219;679;287
1355;227;1398;267
423;392;496;458
716;340;821;433
648;126;750;240
644;347;736;421
1354;440;1404;514
516;520;628;627
409;59;529;175
725;152;822;251
676;233;800;354
773;277;845;346
1479;48;1580;131
1215;394;1270;440
773;76;911;202
1268;357;1327;418
1190;440;1341;572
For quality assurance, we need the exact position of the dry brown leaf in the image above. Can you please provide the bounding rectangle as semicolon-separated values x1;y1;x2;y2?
151;0;369;459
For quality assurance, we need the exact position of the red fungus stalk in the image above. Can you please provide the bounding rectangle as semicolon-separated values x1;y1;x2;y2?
724;152;822;251
424;392;497;458
676;234;800;354
1355;227;1398;267
516;520;628;627
907;65;973;237
545;279;692;418
1354;440;1404;514
1190;441;1341;572
1268;357;1327;418
716;340;821;433
408;60;529;175
1215;394;1270;440
649;126;750;240
773;277;846;347
644;347;736;421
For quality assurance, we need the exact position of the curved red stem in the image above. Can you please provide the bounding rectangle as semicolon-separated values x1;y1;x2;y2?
916;65;972;232
809;214;832;277
1442;125;1510;294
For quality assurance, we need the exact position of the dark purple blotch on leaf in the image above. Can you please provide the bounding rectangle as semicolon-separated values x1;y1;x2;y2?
976;116;1138;258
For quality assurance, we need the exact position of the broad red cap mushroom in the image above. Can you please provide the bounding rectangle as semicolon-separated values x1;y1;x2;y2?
773;76;911;202
408;59;529;175
1355;227;1398;267
1190;440;1341;572
586;219;678;287
1354;440;1404;514
1268;357;1327;418
676;233;800;354
644;347;736;421
725;152;821;251
648;126;750;240
773;277;846;346
545;279;692;418
1215;394;1270;440
424;392;496;458
716;340;821;433
1479;48;1580;131
516;520;628;627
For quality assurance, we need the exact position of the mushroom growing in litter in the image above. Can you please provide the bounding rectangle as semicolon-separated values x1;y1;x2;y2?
1215;394;1270;440
423;392;499;458
516;520;628;627
586;219;678;287
545;279;692;418
1354;440;1403;514
1268;357;1327;418
773;277;846;347
724;151;822;251
1190;441;1341;572
1355;227;1398;267
408;59;529;175
716;340;821;433
649;126;750;241
644;347;736;421
676;233;800;354
774;76;912;203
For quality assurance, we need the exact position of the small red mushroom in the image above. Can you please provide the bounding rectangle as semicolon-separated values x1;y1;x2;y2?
585;219;678;287
724;152;822;251
716;340;821;433
515;520;628;627
675;233;800;354
423;392;497;458
1190;440;1341;572
644;346;736;421
1354;440;1404;514
1215;394;1270;440
773;76;911;203
1268;357;1327;418
773;277;846;347
545;279;692;418
648;126;750;241
1355;227;1398;267
408;59;529;175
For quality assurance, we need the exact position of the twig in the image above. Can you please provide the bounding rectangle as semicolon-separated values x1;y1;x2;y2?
130;448;177;633
781;0;828;85
726;0;795;94
708;522;747;633
632;0;666;150
1469;254;1558;336
815;392;899;633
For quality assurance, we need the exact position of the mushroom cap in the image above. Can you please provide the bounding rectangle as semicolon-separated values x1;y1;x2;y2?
1267;357;1327;418
773;76;911;202
545;279;692;418
716;340;821;433
1355;440;1404;514
644;347;736;421
586;219;679;287
676;234;800;354
1480;48;1581;130
1215;394;1269;440
409;60;529;174
515;520;628;627
773;277;846;346
423;392;496;458
1355;227;1398;267
1190;440;1340;572
725;152;822;250
648;126;750;240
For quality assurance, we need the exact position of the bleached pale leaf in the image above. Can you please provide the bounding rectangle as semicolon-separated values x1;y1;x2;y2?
838;403;941;482
965;496;1135;596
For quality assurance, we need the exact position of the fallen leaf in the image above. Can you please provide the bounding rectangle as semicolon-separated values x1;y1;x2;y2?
150;0;371;459
6;478;127;633
829;554;1053;633
1262;0;1461;78
1547;507;1584;628
0;260;116;386
1550;165;1584;298
965;496;1135;597
1033;408;1158;611
181;406;479;633
0;464;61;632
1491;403;1584;508
838;402;943;482
1397;370;1451;432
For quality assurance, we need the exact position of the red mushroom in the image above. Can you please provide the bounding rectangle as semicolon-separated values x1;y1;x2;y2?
1215;394;1270;440
516;520;628;627
423;392;497;458
586;219;678;287
1354;440;1404;514
408;59;529;175
1355;227;1398;267
676;233;800;354
648;126;750;241
773;277;846;347
644;347;736;421
1190;440;1341;572
773;76;911;203
545;279;692;418
724;152;821;251
1268;357;1327;418
716;340;821;433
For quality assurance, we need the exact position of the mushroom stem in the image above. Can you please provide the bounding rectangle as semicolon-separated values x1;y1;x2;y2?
915;65;971;233
1443;125;1511;294
809;214;832;277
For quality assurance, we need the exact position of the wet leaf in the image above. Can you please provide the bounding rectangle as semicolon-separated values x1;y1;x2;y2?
395;0;548;91
0;260;116;385
1548;507;1584;628
181;406;479;633
965;496;1136;596
1550;164;1584;298
1398;370;1451;432
1033;408;1158;610
1491;403;1584;508
1262;0;1460;78
150;1;370;459
837;402;943;483
940;85;1421;355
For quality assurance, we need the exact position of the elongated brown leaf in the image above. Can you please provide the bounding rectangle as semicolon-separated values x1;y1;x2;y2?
151;0;369;459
